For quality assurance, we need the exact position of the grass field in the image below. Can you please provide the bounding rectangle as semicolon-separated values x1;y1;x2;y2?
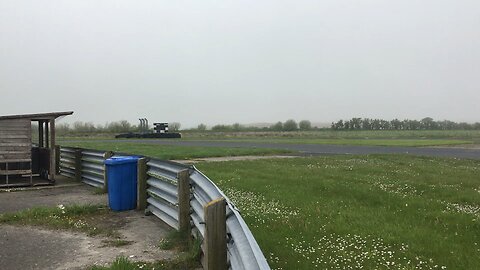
56;129;480;147
182;130;480;141
196;155;480;270
59;141;291;160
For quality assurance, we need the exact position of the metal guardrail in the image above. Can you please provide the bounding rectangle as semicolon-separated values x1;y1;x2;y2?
81;150;107;188
146;158;270;270
59;147;76;179
59;146;270;270
59;147;111;188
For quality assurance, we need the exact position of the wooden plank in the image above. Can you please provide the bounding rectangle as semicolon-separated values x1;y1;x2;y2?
0;143;30;147
0;169;32;175
39;121;44;147
0;159;31;163
0;153;31;160
0;147;31;152
0;135;29;139
0;127;30;133
204;197;227;270
55;145;60;174
0;150;31;154
49;120;55;180
0;121;30;128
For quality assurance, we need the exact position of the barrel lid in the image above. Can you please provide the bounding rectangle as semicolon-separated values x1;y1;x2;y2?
105;156;140;165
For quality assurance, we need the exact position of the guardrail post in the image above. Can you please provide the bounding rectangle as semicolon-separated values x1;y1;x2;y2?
74;149;82;182
177;169;191;235
55;145;61;174
137;158;148;211
103;151;114;192
204;197;227;270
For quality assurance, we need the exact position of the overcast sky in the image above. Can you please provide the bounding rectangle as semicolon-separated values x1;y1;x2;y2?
1;0;479;127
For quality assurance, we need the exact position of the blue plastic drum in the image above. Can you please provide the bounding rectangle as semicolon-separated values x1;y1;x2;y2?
105;156;140;211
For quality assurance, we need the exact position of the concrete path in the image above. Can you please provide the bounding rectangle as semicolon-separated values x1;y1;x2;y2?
0;182;174;270
110;139;480;160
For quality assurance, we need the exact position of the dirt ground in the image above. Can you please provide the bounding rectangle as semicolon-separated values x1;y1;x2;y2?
0;178;176;270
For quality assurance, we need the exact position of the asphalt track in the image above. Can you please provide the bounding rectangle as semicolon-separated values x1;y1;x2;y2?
111;140;480;160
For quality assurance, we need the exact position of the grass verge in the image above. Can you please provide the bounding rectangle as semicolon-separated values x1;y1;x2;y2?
0;204;119;238
59;141;292;160
197;154;480;270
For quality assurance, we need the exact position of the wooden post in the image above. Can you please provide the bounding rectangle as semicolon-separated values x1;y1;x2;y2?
204;197;227;270
38;120;44;147
177;169;191;234
55;145;61;174
74;148;82;182
137;158;148;211
103;151;114;192
49;119;55;181
45;121;49;148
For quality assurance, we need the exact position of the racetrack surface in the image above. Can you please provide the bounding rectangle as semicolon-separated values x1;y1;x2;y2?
105;140;480;159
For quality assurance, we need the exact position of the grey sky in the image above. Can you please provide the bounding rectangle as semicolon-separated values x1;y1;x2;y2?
1;0;479;127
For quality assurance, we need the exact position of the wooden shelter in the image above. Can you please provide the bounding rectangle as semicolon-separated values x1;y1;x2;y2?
0;111;73;187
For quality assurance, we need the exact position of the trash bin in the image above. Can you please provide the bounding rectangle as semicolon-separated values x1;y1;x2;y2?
105;156;140;211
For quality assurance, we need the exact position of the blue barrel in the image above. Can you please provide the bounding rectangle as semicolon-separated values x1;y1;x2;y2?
105;156;140;211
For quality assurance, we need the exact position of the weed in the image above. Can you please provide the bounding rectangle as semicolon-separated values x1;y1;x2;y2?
0;204;118;237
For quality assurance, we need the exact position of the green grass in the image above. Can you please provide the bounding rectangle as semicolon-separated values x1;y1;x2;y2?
196;155;480;270
0;204;118;237
59;141;291;160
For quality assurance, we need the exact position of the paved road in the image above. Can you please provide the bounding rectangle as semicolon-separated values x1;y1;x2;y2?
110;140;480;159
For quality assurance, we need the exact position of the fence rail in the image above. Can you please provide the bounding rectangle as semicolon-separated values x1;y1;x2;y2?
58;146;270;270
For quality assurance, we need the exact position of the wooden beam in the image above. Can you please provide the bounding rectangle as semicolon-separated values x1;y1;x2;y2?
74;149;82;182
49;120;55;181
38;121;44;147
45;121;49;148
178;169;191;234
203;197;227;270
103;151;114;192
137;158;148;211
55;145;60;174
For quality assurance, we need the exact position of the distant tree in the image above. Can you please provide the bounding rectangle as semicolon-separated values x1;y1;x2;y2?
56;123;71;135
299;120;312;130
271;121;283;131
73;121;96;133
283;119;298;131
232;123;243;131
331;120;344;130
421;117;435;130
390;119;402;130
197;123;207;131
170;122;181;132
350;118;362;130
212;124;231;131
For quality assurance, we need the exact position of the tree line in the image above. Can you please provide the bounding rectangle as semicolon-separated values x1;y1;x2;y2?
331;117;480;130
191;119;314;132
49;121;182;135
